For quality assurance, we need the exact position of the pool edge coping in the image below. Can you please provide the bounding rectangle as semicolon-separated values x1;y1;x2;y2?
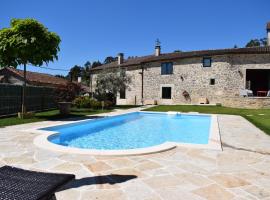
32;111;222;156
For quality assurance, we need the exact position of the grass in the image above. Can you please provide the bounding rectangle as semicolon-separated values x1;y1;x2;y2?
144;105;270;136
0;105;139;128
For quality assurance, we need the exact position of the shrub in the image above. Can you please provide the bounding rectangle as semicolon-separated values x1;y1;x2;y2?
73;96;91;108
90;99;101;109
73;96;104;109
103;100;113;108
54;82;81;102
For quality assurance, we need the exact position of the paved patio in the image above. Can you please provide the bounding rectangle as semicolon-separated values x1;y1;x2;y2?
0;109;270;200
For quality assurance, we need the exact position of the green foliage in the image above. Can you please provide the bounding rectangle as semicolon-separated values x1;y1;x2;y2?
103;100;113;108
95;68;131;101
66;60;101;85
245;38;267;47
67;65;84;81
91;61;102;68
0;18;60;67
0;108;112;127
55;74;67;79
73;96;113;109
90;99;101;109
104;56;117;64
73;96;92;108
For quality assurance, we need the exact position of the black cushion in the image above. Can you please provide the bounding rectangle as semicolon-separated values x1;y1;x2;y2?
0;166;75;200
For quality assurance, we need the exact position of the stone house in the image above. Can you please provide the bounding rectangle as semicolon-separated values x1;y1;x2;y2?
90;22;270;108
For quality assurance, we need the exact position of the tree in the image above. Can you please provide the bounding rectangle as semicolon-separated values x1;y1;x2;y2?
91;61;102;68
55;74;66;79
0;18;60;117
68;65;83;82
260;38;267;46
245;38;267;47
104;56;117;64
84;61;91;69
82;61;91;84
245;39;260;47
95;68;131;102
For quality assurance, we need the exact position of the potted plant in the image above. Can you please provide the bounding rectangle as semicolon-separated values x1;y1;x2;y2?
54;82;81;115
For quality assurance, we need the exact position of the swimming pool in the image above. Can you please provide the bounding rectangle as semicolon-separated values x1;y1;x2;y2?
42;112;212;150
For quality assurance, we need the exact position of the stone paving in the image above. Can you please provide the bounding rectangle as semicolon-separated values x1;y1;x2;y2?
0;110;270;200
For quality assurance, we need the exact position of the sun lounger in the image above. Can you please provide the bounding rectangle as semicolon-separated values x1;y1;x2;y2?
240;89;253;97
0;166;75;200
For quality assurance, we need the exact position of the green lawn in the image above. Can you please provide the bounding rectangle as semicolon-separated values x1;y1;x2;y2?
144;105;270;136
0;105;139;128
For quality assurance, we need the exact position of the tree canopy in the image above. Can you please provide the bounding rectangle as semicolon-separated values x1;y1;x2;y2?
92;61;102;68
0;18;60;67
104;56;117;64
0;18;61;116
68;65;83;82
95;68;131;101
245;38;267;47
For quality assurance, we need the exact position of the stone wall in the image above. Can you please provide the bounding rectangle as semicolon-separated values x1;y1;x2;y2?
142;54;270;108
91;66;143;105
92;53;270;108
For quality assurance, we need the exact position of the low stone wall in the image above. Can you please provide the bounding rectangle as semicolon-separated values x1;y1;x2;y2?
144;97;270;108
221;97;270;109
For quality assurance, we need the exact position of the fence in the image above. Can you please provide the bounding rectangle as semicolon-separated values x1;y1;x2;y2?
0;84;57;116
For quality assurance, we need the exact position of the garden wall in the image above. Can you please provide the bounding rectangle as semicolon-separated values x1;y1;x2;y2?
0;84;56;116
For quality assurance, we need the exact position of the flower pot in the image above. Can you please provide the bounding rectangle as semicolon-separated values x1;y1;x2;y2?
58;102;71;115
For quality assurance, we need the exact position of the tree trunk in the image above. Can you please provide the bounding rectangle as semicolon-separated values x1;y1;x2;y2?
21;63;26;117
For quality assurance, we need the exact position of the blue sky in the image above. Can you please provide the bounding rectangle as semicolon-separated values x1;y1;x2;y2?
1;0;270;75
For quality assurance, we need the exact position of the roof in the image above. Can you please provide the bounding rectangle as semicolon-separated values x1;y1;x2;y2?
91;46;270;71
267;22;270;30
0;67;68;86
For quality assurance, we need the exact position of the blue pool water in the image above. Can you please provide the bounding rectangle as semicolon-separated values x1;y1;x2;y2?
43;112;211;150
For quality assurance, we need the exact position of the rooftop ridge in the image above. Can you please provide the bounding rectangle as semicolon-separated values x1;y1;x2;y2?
91;46;270;71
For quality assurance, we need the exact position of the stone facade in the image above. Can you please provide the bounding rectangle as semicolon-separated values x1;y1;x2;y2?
92;53;270;108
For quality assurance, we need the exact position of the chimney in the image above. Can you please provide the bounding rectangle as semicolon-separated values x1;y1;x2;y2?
155;39;161;56
118;53;124;65
267;22;270;46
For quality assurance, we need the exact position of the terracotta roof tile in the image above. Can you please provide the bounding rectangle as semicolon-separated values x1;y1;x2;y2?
3;67;68;86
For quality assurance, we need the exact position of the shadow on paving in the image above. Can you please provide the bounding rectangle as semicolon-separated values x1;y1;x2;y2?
222;142;270;155
58;174;137;191
37;115;105;122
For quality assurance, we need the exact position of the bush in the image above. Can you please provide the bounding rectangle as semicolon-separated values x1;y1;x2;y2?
90;99;101;109
55;82;81;102
73;96;91;108
73;96;104;109
103;100;113;108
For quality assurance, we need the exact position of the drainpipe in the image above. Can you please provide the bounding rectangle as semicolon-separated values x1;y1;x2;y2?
139;64;144;105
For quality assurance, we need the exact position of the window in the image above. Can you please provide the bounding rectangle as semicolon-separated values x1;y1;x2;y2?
203;57;212;67
210;78;215;85
162;87;172;99
161;62;173;75
120;88;126;99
